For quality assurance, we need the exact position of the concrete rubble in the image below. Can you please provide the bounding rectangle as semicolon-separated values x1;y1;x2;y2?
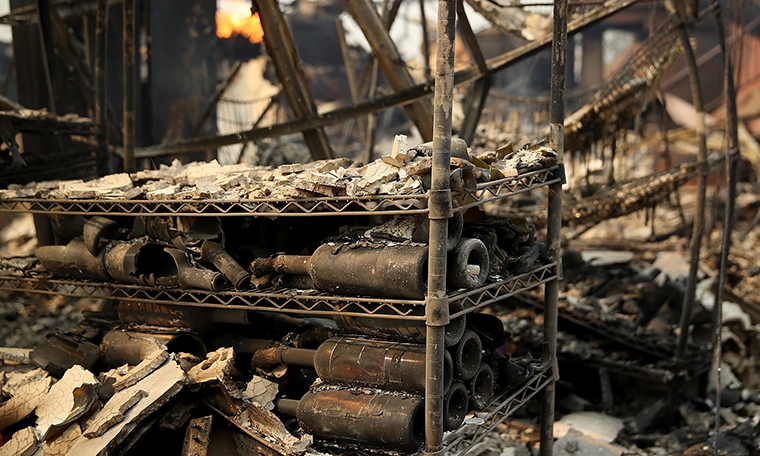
0;139;557;201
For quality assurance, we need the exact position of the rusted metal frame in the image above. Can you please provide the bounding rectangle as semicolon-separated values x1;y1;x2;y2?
336;18;366;145
192;60;243;140
344;0;435;141
666;5;708;363
354;0;404;96
235;93;279;164
443;368;552;453
82;14;90;67
35;0;58;113
49;4;94;93
364;59;379;163
95;0;111;174
123;0;135;172
425;0;456;452
540;1;567;456
456;0;490;144
362;0;390;163
182;415;212;456
711;0;740;449
420;0;431;80
254;0;334;160
134;0;638;159
456;0;487;74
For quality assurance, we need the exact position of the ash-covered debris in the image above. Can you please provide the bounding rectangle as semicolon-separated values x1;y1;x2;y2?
478;240;760;456
0;303;544;455
0;137;557;201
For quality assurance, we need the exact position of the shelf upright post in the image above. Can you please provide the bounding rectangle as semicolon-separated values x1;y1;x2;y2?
425;0;456;452
95;0;112;175
540;1;567;456
123;0;135;173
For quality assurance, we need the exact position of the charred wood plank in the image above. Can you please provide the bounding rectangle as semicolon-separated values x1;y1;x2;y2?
344;0;434;141
255;0;334;161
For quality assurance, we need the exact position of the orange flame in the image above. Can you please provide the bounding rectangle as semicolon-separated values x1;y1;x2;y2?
216;9;264;44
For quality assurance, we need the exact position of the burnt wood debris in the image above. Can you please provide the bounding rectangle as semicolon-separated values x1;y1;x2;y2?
0;0;758;456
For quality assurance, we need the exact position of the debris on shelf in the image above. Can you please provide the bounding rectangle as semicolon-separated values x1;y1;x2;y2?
0;139;558;201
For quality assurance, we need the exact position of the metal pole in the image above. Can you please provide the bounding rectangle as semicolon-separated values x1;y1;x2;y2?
670;3;708;362
123;0;135;173
425;0;456;452
35;0;57;113
95;0;111;175
540;1;567;456
711;1;740;451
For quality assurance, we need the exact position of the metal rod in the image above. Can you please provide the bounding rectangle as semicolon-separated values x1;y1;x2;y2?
255;0;334;161
540;1;567;456
425;0;456;452
670;2;708;362
456;0;487;74
35;0;57;113
711;0;740;451
191;60;242;140
345;0;434;141
336;18;366;145
123;0;135;172
419;0;431;80
95;0;111;175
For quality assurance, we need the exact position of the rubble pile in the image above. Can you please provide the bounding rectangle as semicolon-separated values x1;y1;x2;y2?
0;138;557;201
0;303;550;454
479;242;760;456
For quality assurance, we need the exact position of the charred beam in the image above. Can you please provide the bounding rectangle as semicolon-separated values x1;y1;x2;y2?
344;0;435;141
254;0;334;161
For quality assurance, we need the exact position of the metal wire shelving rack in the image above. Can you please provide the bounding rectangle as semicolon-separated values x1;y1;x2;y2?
0;162;563;455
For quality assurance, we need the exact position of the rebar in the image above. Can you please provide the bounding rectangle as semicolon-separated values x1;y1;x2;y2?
711;0;741;452
123;0;135;172
95;0;111;174
541;1;568;456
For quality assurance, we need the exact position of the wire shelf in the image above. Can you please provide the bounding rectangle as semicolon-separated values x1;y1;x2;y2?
0;166;560;217
307;367;552;456
0;262;556;320
443;366;552;455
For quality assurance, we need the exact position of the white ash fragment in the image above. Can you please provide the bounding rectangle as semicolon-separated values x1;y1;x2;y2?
0;426;38;456
0;347;32;364
140;179;171;194
68;358;186;455
83;389;148;438
1;367;48;396
215;173;247;190
187;347;235;386
381;134;409;167
42;421;83;456
194;181;224;199
0;369;52;431
62;173;133;199
356;160;399;194
242;376;279;410
277;163;304;174
365;215;417;241
123;187;143;199
312;157;354;173
146;184;180;200
238;400;313;454
112;349;170;392
35;365;99;439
